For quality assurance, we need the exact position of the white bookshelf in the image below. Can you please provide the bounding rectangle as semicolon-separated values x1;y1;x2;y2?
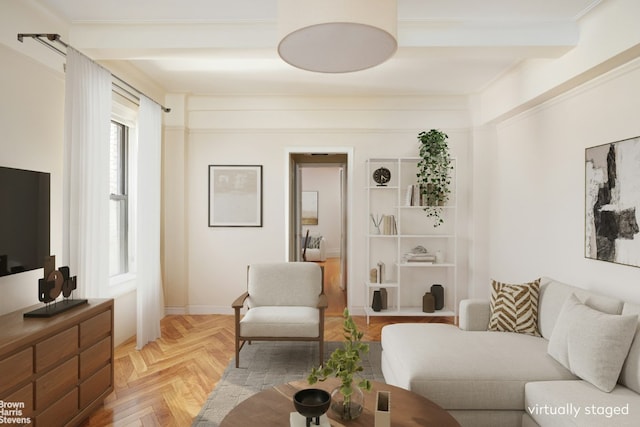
365;158;457;323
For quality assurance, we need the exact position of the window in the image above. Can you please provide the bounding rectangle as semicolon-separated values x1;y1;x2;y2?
109;121;128;277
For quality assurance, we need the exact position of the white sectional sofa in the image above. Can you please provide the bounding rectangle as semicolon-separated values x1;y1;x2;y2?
381;277;640;427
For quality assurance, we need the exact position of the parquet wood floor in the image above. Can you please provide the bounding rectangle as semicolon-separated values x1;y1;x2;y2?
81;260;453;426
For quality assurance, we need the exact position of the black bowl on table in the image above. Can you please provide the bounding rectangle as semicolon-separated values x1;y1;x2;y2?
293;388;331;427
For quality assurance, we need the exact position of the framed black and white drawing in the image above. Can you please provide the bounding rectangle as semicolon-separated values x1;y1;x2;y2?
208;165;262;227
585;136;640;267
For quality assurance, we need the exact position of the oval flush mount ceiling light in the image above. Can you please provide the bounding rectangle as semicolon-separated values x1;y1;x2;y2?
277;0;398;73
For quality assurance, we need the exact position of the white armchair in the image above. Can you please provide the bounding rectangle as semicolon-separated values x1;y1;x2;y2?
302;234;326;262
231;262;327;368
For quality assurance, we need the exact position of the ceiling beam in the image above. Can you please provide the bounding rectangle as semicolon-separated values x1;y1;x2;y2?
69;20;579;59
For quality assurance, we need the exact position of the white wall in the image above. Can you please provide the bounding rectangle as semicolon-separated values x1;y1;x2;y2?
476;60;640;303
0;43;65;314
167;95;472;314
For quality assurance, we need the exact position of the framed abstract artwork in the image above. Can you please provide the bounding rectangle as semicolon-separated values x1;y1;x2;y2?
585;136;640;267
301;191;318;225
208;165;262;227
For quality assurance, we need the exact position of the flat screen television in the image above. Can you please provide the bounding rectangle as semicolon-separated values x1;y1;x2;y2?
0;166;50;277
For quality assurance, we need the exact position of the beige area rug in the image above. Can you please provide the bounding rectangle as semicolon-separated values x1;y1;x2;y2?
192;341;384;426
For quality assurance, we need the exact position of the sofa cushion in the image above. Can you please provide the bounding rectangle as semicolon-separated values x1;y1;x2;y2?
538;277;623;339
525;380;640;427
547;294;637;392
488;278;541;336
620;303;640;394
381;323;575;411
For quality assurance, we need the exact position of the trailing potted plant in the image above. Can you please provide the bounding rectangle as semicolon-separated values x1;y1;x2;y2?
417;129;453;226
308;308;372;420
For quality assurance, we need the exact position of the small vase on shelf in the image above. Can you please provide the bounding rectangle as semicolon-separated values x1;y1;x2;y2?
372;290;383;312
380;288;388;309
422;292;435;313
431;284;444;310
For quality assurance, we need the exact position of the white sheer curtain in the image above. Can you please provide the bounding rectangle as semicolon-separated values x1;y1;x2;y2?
63;47;112;298
136;96;164;349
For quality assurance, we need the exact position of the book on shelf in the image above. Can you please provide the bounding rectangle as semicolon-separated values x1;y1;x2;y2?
405;255;436;263
382;214;397;235
405;184;427;207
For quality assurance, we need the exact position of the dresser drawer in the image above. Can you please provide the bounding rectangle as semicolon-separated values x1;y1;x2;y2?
80;336;112;380
0;347;33;395
35;356;78;410
79;363;112;409
35;326;78;373
80;310;112;348
35;387;78;427
3;383;33;423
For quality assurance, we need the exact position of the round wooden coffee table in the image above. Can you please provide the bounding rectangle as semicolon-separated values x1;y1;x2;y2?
220;377;460;426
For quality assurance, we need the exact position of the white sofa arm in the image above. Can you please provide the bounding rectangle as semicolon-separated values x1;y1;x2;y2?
459;299;491;331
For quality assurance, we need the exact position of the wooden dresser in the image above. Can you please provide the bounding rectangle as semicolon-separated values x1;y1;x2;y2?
0;299;114;427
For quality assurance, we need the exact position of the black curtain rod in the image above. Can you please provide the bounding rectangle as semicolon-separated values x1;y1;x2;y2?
17;33;171;113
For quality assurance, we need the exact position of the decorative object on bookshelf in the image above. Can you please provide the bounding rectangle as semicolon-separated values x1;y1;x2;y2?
370;268;378;283
380;288;388;309
377;261;385;283
403;245;435;263
431;284;444;310
370;214;383;234
373;167;391;186
417;129;453;226
422;292;435;313
435;250;444;264
372;290;383;312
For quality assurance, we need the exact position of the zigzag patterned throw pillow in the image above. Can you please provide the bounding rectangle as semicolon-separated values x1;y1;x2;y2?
488;278;541;336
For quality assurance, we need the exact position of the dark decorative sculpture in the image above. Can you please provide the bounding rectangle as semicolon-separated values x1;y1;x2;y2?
59;266;77;298
25;255;86;318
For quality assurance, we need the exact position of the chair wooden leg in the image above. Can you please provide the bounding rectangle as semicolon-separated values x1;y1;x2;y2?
235;338;240;368
235;308;241;368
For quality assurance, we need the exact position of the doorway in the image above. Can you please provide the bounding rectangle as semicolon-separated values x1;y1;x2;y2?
287;150;351;316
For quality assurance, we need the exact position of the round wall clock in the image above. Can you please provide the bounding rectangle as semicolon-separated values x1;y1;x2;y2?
373;167;391;186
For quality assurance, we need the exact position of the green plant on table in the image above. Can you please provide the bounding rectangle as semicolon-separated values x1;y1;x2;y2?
308;308;371;419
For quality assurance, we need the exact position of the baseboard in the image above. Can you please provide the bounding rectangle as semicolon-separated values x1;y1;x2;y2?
165;306;233;315
166;305;364;316
187;305;235;315
165;306;187;315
